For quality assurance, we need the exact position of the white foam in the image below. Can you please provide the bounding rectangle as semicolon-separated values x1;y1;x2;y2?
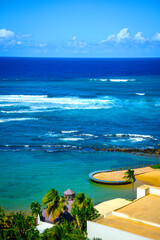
79;133;94;137
90;78;108;82
0;118;38;123
1;109;54;114
0;104;19;107
42;145;52;148
0;95;48;102
63;106;112;110
99;79;108;82
110;79;135;82
104;133;154;139
129;137;144;142
61;130;78;134
24;145;29;148
136;93;145;96
59;138;84;141
46;132;62;137
128;134;153;139
0;95;116;110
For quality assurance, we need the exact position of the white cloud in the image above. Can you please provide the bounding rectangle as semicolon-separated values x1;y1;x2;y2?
102;28;130;43
117;28;129;42
134;32;145;41
68;36;86;48
102;34;116;43
0;29;14;38
152;32;160;41
17;41;23;45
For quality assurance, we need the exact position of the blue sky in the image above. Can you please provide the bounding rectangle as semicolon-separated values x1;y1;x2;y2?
0;0;160;57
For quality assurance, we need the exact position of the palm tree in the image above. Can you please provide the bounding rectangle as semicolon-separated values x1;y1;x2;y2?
71;193;99;232
30;202;41;218
42;189;67;222
123;169;135;200
9;212;38;239
42;220;86;240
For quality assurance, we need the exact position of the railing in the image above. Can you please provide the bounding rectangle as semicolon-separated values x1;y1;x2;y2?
111;163;151;172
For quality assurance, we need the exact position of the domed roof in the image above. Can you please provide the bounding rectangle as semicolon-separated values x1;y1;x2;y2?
64;189;75;195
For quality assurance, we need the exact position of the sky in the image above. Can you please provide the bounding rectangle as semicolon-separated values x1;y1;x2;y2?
0;0;160;57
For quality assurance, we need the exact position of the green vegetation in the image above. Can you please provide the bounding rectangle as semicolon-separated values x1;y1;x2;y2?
0;210;39;240
123;169;135;200
42;189;67;222
71;193;100;232
42;220;86;240
0;188;100;239
30;202;42;218
151;164;160;169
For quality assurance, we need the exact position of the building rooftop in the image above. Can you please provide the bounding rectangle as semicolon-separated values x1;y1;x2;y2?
90;185;160;240
96;215;160;240
64;189;75;195
116;194;160;226
95;198;130;216
36;221;53;234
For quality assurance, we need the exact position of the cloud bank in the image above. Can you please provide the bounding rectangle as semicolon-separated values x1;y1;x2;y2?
102;28;160;44
102;28;130;43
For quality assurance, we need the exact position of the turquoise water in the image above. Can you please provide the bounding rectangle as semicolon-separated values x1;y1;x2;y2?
0;151;159;211
0;58;160;211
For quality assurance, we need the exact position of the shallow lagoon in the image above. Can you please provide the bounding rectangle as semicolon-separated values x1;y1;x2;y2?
0;150;159;211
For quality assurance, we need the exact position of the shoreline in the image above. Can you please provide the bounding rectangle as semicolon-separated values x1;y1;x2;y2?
95;147;160;156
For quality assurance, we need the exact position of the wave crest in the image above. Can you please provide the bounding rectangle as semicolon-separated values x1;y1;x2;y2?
110;79;135;82
0;118;38;123
0;95;116;110
104;133;154;139
136;93;145;96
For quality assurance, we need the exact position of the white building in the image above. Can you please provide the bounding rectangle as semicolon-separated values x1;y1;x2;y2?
87;185;160;240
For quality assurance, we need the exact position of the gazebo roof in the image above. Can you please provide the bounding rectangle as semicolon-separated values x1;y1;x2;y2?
64;189;75;195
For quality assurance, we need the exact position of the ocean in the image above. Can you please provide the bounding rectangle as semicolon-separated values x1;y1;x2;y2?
0;57;160;210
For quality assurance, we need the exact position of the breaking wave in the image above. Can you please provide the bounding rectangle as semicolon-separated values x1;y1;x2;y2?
136;93;145;96
89;78;108;82
61;130;78;134
110;79;136;82
104;133;155;139
0;95;116;110
1;109;54;114
0;118;38;123
59;138;84;141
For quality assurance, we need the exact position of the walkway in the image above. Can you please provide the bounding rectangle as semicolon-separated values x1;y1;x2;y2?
90;167;153;184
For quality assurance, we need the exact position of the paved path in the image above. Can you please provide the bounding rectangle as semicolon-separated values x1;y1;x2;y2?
93;167;153;182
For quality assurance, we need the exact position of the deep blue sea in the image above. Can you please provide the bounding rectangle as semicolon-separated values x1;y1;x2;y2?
0;57;160;210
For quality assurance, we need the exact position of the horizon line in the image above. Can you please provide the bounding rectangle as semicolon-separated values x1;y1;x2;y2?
0;56;160;59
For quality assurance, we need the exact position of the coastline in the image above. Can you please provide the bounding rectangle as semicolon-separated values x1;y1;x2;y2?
94;147;160;157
